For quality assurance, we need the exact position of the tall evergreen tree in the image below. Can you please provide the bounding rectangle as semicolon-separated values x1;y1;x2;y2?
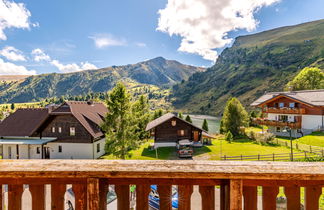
153;109;163;119
220;97;248;137
10;103;15;110
101;82;139;159
202;119;209;131
132;95;150;140
185;115;192;123
178;112;183;119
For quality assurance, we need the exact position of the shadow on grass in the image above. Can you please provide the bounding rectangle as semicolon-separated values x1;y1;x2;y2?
194;146;212;156
141;146;175;160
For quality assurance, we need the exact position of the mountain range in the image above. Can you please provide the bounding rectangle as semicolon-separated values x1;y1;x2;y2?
172;19;324;115
0;57;204;103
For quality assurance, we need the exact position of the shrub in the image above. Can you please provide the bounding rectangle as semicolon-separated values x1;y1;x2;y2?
225;131;234;143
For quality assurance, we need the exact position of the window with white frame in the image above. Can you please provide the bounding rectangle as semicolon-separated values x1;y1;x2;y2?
58;127;62;133
58;145;62;153
289;103;295;108
36;147;40;154
279;103;284;108
52;127;55;133
70;127;75;136
97;143;100;153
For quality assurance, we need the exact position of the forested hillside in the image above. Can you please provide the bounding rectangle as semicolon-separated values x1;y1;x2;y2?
0;57;203;103
172;19;324;115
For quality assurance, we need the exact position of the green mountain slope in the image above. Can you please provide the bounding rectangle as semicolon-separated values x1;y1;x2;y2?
0;57;204;103
172;19;324;115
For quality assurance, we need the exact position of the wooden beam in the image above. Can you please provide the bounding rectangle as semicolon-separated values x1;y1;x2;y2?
73;183;87;210
51;184;66;210
157;185;172;210
87;178;99;210
220;183;229;210
99;179;109;210
136;184;150;210
304;186;322;210
229;179;243;210
199;185;215;210
115;185;129;210
0;184;2;210
262;186;279;210
243;186;257;210
29;184;45;210
178;185;193;210
8;184;23;210
285;186;300;210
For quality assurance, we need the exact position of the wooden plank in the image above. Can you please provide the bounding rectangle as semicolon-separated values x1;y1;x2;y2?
229;179;243;210
87;178;99;210
115;185;129;210
8;184;23;210
0;178;87;185
244;179;324;187
220;183;229;210
304;186;322;210
136;184;150;210
108;178;222;186
157;185;172;210
284;186;300;210
262;186;279;210
199;185;215;210
0;185;2;210
243;186;257;210
99;179;109;210
51;184;66;210
73;183;87;210
0;160;323;181
29;184;45;210
178;185;193;210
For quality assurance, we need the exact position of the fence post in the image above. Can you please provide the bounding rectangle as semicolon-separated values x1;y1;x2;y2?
310;145;312;153
296;143;298;150
258;154;260;161
285;142;288;147
273;153;275;161
304;151;307;159
224;155;226;160
322;150;324;157
241;154;243;161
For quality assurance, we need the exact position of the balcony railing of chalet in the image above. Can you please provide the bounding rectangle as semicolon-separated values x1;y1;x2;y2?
253;118;302;129
0;160;323;210
263;107;306;114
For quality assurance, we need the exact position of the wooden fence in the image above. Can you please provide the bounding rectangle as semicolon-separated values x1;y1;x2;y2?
273;138;324;156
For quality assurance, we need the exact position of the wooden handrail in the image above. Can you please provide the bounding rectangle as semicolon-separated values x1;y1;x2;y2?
0;160;323;210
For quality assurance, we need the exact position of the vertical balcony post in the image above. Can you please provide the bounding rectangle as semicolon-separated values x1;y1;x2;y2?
0;184;2;210
199;185;215;210
136;184;150;210
157;185;172;210
243;186;257;210
8;184;23;210
87;178;99;210
29;184;45;210
178;185;193;210
304;186;322;210
51;184;66;210
229;179;243;210
284;186;300;210
220;183;229;210
115;185;130;210
73;183;87;210
99;179;109;210
262;186;279;210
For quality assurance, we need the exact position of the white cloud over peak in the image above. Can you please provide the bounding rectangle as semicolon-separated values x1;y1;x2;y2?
0;58;35;75
0;46;26;61
89;34;127;48
31;48;51;62
51;60;98;73
157;0;280;61
0;0;34;40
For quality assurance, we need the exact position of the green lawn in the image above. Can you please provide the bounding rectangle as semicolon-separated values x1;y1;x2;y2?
276;131;324;147
100;140;175;160
194;138;302;160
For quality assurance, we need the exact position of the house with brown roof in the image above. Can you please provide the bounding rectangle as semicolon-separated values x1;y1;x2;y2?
0;101;108;159
251;89;324;137
146;113;208;148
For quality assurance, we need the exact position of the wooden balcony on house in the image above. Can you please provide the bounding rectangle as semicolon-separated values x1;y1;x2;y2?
263;107;306;114
253;118;302;129
0;160;323;210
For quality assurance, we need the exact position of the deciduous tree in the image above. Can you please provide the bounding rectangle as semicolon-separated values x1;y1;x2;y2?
285;67;324;91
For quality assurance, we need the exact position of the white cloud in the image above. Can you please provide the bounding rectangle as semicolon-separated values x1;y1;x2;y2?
51;60;97;73
89;34;126;48
0;46;26;61
135;42;147;47
0;58;35;75
31;48;51;62
0;0;34;40
157;0;280;61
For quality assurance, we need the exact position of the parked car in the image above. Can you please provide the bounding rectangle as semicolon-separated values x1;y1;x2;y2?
176;139;193;158
149;185;178;209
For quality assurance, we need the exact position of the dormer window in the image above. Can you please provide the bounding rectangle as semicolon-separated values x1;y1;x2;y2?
171;120;176;126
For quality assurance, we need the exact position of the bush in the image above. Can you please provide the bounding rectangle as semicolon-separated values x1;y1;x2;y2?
225;131;234;143
246;131;275;145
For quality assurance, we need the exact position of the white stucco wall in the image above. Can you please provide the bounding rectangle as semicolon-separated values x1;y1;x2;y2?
93;138;106;159
154;142;177;148
302;115;323;130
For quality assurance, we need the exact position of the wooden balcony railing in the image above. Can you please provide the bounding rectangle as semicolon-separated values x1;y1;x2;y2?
253;118;302;129
263;107;306;114
0;160;323;210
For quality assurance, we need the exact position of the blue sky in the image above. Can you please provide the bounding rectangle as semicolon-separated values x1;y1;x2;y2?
0;0;323;75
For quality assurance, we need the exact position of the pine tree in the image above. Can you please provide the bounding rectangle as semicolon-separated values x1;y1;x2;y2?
101;82;139;159
185;115;192;123
202;119;209;131
10;103;15;110
132;95;150;140
178;112;183;119
220;97;248;137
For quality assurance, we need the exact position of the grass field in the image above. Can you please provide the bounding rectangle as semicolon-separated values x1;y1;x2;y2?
276;131;324;147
